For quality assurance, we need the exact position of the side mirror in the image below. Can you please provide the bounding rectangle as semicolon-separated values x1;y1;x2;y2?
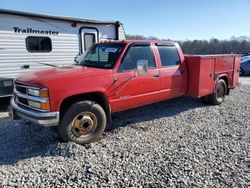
136;60;148;75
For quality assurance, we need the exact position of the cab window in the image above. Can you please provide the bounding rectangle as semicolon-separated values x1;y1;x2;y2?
119;45;156;71
157;45;180;67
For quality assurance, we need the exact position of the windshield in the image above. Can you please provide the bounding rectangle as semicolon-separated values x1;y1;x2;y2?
76;43;125;69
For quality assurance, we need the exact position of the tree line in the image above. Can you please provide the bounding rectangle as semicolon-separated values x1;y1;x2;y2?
126;34;250;55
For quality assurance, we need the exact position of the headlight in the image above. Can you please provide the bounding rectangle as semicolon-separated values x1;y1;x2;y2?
27;87;50;111
28;100;41;109
27;88;40;96
27;88;49;98
28;100;50;111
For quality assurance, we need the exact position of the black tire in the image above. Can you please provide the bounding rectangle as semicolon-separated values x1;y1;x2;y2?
207;79;227;105
58;100;106;144
240;68;244;76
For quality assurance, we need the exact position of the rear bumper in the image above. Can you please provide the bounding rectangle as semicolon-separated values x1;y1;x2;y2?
9;98;59;127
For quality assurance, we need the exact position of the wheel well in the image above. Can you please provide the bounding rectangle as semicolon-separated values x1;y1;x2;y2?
59;92;111;122
219;76;229;95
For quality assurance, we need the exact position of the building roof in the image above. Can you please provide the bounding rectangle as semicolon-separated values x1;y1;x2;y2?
0;9;121;25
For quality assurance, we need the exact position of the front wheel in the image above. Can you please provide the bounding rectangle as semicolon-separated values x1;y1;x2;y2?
207;79;227;105
58;100;106;144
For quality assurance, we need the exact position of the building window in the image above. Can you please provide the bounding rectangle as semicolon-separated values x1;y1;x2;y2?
157;45;180;67
26;36;52;52
84;33;95;51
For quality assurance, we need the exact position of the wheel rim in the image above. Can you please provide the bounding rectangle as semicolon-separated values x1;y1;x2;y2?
216;83;225;100
71;112;97;137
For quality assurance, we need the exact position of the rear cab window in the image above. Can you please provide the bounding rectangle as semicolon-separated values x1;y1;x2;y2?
119;43;156;72
156;44;181;67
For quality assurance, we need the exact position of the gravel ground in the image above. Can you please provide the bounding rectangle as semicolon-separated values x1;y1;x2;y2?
0;77;249;187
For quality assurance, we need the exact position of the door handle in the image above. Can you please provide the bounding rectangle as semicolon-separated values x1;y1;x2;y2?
153;74;160;78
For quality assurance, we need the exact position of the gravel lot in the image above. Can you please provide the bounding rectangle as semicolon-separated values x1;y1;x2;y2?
0;77;249;187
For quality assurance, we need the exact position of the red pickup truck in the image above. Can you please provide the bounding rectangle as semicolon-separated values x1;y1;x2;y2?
10;40;240;144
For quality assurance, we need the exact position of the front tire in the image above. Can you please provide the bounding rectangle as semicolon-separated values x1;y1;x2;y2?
207;79;227;105
58;100;106;144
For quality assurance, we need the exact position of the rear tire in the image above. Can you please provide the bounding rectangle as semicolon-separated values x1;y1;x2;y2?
58;100;106;144
207;79;227;105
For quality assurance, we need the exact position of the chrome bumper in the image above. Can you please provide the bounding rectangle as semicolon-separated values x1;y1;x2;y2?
10;98;59;127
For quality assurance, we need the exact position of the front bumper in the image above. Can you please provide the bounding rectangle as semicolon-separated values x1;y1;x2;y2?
9;98;59;127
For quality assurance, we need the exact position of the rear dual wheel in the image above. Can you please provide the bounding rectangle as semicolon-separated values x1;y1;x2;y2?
207;79;227;105
58;101;106;144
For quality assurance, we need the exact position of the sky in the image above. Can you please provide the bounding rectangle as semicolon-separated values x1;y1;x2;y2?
0;0;249;40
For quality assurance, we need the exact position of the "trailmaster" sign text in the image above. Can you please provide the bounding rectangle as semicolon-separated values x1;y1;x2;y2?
13;27;59;35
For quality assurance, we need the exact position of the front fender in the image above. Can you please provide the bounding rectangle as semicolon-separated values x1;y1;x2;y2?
48;75;114;111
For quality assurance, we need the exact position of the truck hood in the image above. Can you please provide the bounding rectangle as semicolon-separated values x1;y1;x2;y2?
15;66;112;87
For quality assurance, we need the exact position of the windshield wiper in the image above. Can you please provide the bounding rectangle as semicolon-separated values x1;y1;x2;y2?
37;62;57;67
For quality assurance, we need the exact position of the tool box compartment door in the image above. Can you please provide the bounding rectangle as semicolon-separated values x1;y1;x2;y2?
232;56;240;87
185;56;215;97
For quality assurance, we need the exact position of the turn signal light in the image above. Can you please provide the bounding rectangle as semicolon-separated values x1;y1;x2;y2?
40;102;50;111
40;90;49;98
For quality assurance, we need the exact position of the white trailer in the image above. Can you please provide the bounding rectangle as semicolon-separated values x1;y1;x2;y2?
0;9;126;97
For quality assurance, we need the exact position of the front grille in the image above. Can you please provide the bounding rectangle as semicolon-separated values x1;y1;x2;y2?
15;83;29;108
17;97;28;106
15;84;27;94
14;83;49;112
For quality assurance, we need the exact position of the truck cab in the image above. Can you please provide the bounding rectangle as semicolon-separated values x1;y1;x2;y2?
10;40;240;144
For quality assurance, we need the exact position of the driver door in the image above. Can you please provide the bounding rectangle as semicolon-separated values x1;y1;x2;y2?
110;43;161;112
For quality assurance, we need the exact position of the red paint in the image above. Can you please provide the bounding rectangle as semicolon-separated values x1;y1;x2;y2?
15;40;240;113
185;55;240;97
